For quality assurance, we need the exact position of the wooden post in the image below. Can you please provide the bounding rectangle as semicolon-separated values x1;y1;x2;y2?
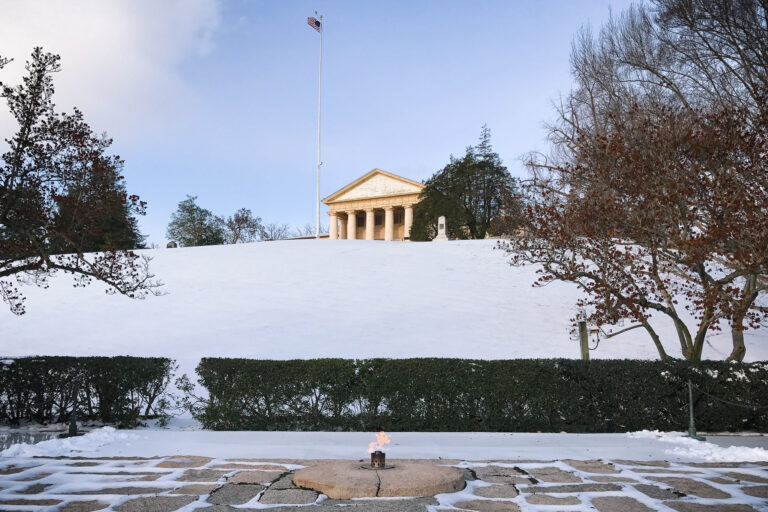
579;321;589;361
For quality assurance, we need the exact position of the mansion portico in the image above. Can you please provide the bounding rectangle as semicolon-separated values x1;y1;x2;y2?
323;169;425;241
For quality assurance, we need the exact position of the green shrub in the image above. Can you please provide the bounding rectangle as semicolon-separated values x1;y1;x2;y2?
188;358;768;432
192;359;357;430
0;356;176;427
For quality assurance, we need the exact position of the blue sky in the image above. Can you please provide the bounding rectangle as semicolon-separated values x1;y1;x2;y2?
0;0;634;245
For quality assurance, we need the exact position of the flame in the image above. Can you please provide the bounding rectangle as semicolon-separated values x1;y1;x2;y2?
367;430;390;453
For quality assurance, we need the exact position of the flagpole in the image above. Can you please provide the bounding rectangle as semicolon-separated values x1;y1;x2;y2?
315;13;323;239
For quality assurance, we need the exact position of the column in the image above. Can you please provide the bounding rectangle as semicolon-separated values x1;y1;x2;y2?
365;209;375;240
339;214;347;239
329;213;338;239
404;205;414;240
347;211;357;239
384;206;394;241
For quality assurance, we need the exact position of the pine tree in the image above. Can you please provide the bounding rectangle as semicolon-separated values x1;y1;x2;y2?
54;167;146;252
0;48;158;315
166;196;225;247
410;126;519;241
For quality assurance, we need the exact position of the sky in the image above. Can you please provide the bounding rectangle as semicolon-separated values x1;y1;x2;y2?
0;0;634;245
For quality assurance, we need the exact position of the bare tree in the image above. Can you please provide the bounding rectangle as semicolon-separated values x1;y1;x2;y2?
292;223;328;237
224;208;263;244
261;222;291;241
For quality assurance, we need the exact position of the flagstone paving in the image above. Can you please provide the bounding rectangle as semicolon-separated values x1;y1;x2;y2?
0;455;766;511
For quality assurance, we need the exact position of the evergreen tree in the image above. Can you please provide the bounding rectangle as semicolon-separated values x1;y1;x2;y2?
410;126;518;241
166;196;225;247
0;48;159;315
54;166;146;252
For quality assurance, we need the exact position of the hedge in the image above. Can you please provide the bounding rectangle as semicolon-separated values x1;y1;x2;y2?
187;358;768;432
0;356;176;427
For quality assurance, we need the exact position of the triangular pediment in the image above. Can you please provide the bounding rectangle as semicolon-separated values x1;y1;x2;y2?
323;169;424;204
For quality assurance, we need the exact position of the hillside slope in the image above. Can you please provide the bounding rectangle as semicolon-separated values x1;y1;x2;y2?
2;240;766;372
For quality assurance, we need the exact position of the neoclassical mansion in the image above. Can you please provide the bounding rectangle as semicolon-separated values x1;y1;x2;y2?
323;169;424;241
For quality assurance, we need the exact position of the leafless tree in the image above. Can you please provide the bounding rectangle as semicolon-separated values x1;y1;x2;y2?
260;222;291;241
223;208;263;244
292;223;328;237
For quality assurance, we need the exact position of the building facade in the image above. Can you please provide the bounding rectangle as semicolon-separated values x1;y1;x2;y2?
323;169;425;241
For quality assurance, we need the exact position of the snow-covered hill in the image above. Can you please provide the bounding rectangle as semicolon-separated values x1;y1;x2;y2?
2;240;766;374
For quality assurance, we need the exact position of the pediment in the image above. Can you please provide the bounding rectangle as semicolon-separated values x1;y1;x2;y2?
324;169;424;204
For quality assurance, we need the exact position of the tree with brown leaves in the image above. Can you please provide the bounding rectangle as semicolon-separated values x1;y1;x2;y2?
503;0;768;361
505;105;768;362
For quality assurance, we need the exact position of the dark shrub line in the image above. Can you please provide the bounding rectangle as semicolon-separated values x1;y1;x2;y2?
0;356;175;428
5;357;765;432
185;358;768;432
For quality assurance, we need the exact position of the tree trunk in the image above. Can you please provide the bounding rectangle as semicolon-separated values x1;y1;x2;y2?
692;332;705;362
673;317;694;360
692;310;716;362
726;303;748;362
726;275;757;363
727;326;746;362
643;321;669;360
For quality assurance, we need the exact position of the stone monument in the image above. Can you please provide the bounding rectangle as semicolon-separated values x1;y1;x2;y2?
293;461;464;499
433;216;449;241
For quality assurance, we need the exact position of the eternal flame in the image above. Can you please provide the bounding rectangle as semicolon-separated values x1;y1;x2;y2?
323;169;425;241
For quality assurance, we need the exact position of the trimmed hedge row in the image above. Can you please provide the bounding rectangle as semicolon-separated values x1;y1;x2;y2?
188;358;768;432
0;356;176;427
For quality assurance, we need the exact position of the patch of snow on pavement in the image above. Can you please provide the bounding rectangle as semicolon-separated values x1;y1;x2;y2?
0;426;139;457
628;430;768;462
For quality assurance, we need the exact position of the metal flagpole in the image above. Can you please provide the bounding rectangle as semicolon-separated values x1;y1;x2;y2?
315;12;323;239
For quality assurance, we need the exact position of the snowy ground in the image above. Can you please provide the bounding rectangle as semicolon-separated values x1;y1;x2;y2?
3;241;767;509
2;240;766;381
2;428;768;463
1;432;768;511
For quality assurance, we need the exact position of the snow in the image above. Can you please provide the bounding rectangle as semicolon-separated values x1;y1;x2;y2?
2;240;765;379
2;240;767;463
3;428;766;462
628;430;768;462
5;242;768;511
0;426;139;457
2;443;767;512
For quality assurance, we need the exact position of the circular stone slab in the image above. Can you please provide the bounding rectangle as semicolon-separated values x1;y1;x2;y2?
293;461;465;499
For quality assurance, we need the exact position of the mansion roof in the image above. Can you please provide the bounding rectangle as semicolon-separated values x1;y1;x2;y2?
322;169;424;204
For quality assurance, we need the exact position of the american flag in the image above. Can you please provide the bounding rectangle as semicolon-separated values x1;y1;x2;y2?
307;16;321;32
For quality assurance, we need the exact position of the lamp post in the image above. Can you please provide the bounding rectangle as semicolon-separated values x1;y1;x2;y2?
687;380;706;441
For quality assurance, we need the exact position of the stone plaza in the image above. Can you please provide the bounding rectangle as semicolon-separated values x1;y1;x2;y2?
1;455;766;511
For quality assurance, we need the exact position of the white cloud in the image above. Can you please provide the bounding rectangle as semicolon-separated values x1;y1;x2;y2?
0;0;221;143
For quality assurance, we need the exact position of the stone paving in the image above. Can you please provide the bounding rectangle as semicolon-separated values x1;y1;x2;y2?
0;455;766;511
